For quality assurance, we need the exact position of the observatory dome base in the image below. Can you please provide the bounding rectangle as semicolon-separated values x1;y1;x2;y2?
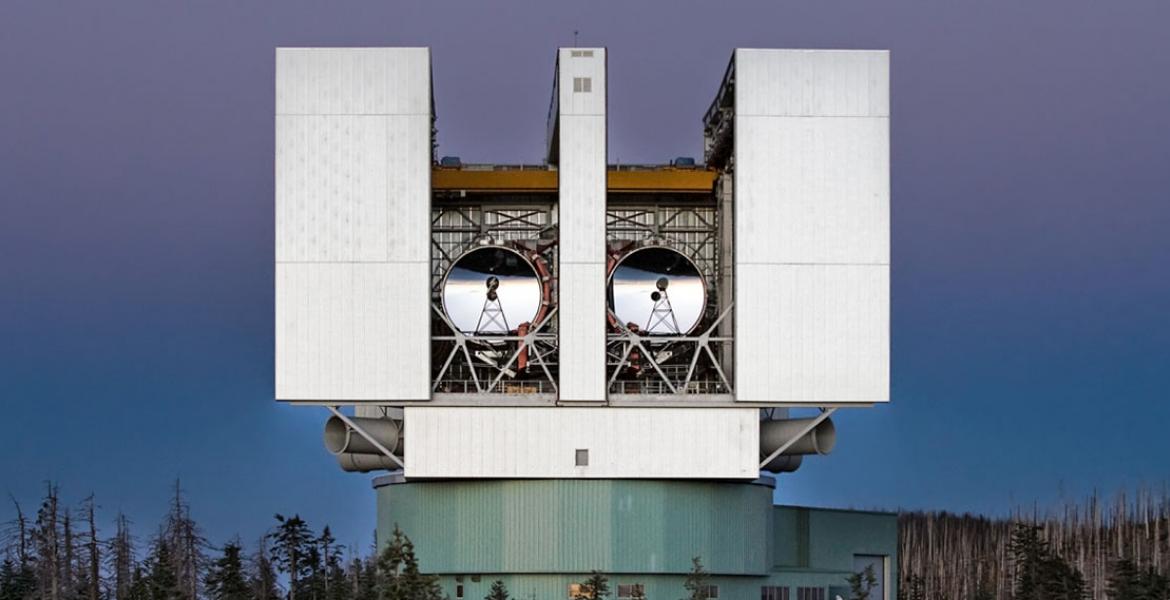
372;478;899;600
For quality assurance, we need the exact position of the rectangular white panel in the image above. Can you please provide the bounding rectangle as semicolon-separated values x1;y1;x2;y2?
736;264;888;403
557;262;606;401
736;117;888;265
404;407;759;479
275;48;431;401
735;49;889;118
556;48;607;401
275;262;429;400
276;48;431;116
734;49;889;404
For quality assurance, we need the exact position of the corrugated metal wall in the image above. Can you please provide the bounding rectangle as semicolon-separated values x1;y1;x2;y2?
377;479;774;575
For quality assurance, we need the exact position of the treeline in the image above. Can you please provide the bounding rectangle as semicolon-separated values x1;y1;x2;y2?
0;482;452;600
900;489;1170;599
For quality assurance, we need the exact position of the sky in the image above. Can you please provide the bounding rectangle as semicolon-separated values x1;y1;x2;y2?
2;0;1169;551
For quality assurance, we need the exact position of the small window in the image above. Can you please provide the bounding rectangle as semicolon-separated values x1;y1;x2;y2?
575;449;589;466
618;583;644;599
570;50;594;57
796;588;825;600
568;583;591;599
456;585;464;599
573;77;592;93
762;587;790;600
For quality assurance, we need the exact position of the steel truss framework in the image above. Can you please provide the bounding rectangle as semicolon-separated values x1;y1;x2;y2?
606;201;734;397
431;200;559;396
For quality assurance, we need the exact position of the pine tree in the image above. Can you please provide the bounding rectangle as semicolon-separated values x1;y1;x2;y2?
1;558;37;600
205;542;249;600
373;527;441;600
1107;558;1140;600
161;483;204;600
483;581;508;600
269;516;313;600
315;529;345;600
574;573;608;600
145;540;181;600
34;483;62;600
247;537;280;600
847;564;877;600
682;557;710;600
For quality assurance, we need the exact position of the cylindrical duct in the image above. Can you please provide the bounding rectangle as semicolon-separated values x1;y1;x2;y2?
761;454;804;474
759;417;837;457
336;453;402;473
323;416;403;456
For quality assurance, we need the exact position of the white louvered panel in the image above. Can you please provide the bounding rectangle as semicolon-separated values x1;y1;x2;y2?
735;49;889;118
736;116;889;265
403;407;758;479
735;264;888;403
276;47;431;116
557;262;606;401
275;115;388;263
275;262;429;401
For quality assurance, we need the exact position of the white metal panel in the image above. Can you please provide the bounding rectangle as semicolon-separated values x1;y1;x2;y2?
557;262;606;401
275;116;388;262
404;407;759;479
556;47;607;401
733;48;890;404
557;116;606;262
735;49;889;117
275;262;429;400
558;48;607;116
275;48;431;402
735;264;888;403
276;48;431;116
736;116;888;265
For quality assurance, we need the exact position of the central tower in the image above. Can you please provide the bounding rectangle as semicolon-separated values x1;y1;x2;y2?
275;45;892;600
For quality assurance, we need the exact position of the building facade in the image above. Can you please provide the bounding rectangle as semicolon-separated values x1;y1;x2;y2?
274;45;892;600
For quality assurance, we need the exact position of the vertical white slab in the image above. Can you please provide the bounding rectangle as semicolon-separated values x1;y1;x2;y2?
556;48;607;402
734;49;890;404
275;48;431;401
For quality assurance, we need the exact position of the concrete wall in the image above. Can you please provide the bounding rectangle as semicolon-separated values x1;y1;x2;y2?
275;48;432;401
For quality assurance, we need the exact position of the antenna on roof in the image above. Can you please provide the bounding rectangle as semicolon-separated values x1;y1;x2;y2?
573;30;579;47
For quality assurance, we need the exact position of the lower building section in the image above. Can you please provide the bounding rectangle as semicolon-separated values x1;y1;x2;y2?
374;477;897;600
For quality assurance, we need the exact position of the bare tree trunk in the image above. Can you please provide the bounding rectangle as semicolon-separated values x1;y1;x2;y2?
83;496;100;600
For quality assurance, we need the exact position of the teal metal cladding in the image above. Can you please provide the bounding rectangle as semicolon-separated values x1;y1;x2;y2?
376;479;774;575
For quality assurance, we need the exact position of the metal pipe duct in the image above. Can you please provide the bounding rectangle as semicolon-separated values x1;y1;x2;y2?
323;416;403;456
761;454;803;473
336;453;402;473
759;417;837;457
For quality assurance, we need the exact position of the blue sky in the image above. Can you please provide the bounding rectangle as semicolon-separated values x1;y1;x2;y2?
2;0;1168;550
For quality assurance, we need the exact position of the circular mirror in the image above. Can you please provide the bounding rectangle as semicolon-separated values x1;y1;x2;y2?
441;246;541;334
608;246;706;335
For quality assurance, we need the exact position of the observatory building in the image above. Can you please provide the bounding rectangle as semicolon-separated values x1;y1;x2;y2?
275;47;893;599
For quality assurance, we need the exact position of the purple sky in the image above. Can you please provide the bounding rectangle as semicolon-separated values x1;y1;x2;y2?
2;0;1169;550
